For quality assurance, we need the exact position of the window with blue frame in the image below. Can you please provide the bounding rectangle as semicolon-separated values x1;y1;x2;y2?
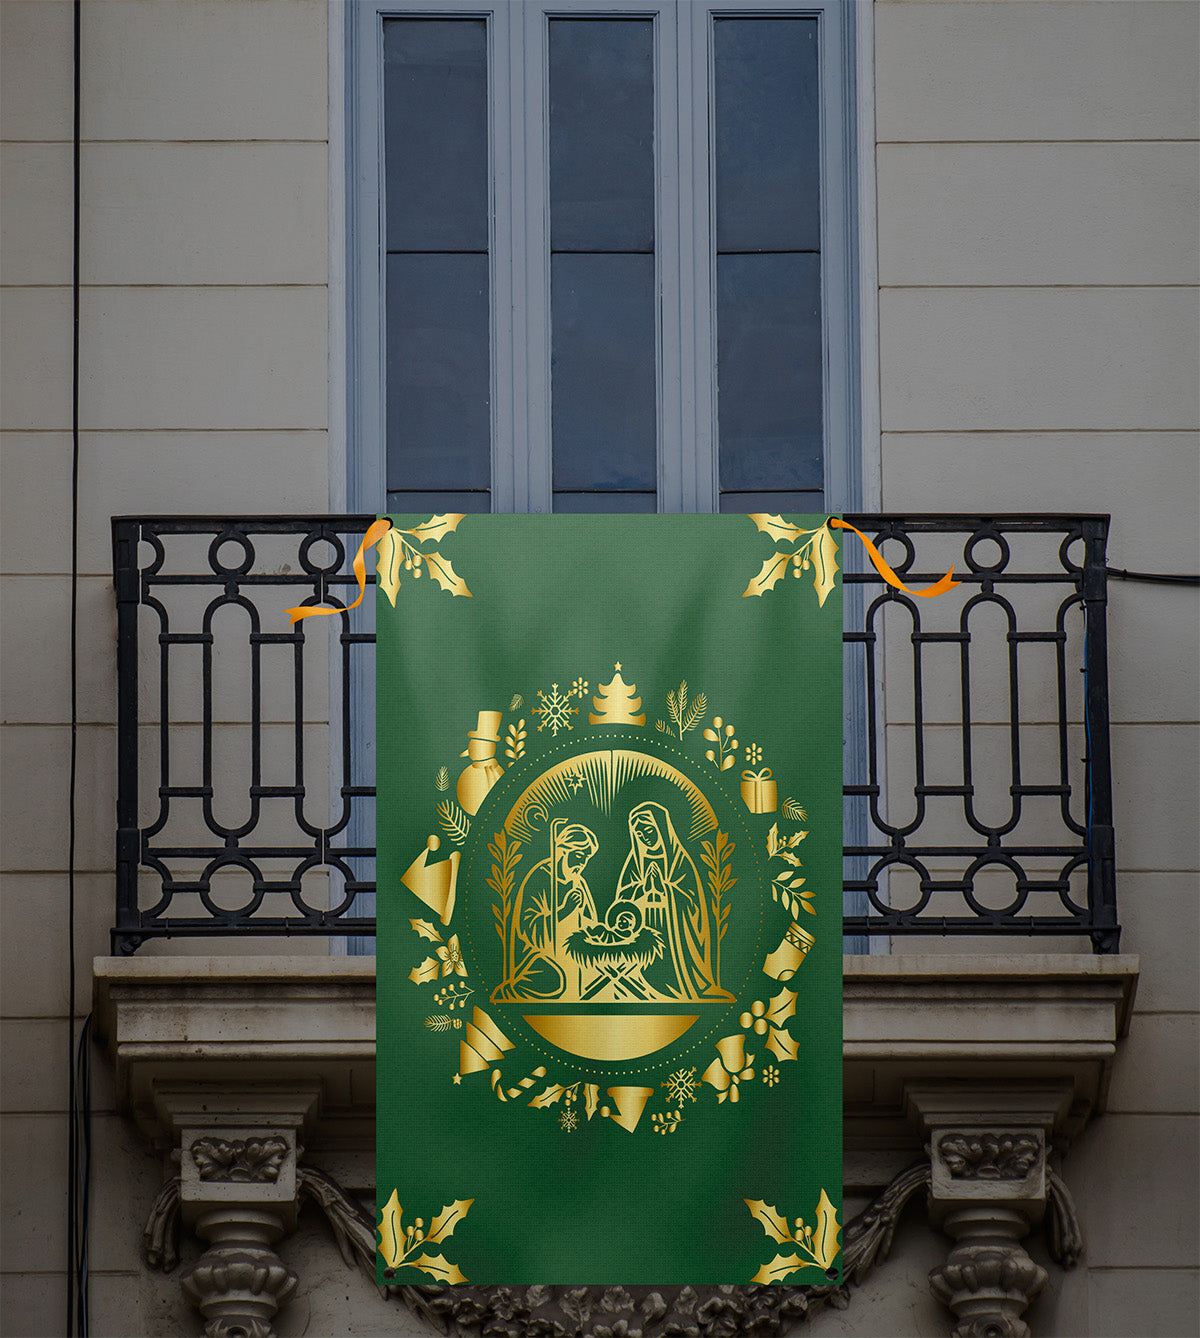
347;0;866;954
365;1;860;520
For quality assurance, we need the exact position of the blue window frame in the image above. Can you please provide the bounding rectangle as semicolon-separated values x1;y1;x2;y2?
340;0;874;953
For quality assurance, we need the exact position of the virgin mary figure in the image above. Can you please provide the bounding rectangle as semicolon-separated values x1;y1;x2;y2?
613;801;733;1002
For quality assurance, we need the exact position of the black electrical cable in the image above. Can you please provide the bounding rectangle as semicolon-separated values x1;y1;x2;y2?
67;0;86;1334
74;1014;93;1338
1106;566;1200;586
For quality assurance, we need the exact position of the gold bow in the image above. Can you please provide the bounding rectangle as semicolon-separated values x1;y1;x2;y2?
701;1034;756;1104
742;767;772;783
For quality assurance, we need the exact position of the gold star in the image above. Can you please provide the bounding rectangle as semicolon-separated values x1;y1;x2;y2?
614;662;622;672
452;1073;462;1085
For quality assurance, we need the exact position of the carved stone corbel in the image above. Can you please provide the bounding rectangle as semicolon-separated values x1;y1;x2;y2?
150;1086;320;1338
906;1084;1080;1338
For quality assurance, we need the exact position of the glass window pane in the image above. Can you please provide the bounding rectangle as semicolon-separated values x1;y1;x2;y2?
387;491;491;514
383;19;489;253
719;490;824;514
551;253;656;489
553;491;657;513
713;18;820;254
386;254;490;490
549;19;655;252
717;253;822;490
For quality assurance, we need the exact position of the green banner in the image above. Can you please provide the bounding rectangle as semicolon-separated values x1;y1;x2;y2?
377;514;843;1286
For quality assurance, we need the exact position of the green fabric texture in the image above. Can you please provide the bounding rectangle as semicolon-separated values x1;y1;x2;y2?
377;514;843;1285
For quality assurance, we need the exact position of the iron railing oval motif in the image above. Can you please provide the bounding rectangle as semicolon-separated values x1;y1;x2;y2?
111;514;1118;955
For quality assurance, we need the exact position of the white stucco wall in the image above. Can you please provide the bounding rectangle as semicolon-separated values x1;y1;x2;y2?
870;3;1199;1333
2;2;1196;1335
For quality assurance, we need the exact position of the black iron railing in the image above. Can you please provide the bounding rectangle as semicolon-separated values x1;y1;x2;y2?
112;514;1118;955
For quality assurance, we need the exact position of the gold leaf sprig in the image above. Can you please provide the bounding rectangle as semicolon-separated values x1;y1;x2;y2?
434;766;450;792
437;798;471;846
766;823;815;918
378;1189;474;1284
699;831;735;983
504;719;527;762
742;516;839;608
782;798;807;822
432;981;473;1011
661;681;707;739
703;716;738;771
487;831;523;951
377;514;472;605
744;1190;841;1283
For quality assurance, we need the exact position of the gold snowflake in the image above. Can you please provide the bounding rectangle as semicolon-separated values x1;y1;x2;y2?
559;1108;579;1132
533;683;578;736
662;1066;699;1105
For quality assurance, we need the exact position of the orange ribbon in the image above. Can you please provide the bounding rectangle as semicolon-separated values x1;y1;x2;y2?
286;517;393;625
830;517;960;599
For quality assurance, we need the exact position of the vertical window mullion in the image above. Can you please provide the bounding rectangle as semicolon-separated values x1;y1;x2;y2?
490;1;516;513
656;1;682;513
523;5;553;513
678;1;717;513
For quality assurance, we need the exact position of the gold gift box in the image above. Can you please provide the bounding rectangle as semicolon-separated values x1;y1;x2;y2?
740;767;777;814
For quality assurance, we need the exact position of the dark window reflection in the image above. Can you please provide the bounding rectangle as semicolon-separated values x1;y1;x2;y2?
714;18;822;507
384;18;491;498
549;19;657;507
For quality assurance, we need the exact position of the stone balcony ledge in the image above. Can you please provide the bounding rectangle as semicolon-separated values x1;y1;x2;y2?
93;952;1138;1154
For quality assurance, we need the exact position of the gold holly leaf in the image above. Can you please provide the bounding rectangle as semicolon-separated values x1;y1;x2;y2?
584;1084;600;1120
766;1026;800;1063
423;550;472;598
400;513;467;545
811;523;840;608
377;1188;404;1267
376;528;404;607
748;513;809;545
765;988;797;1026
751;1252;811;1285
407;1251;467;1285
409;918;443;943
743;552;791;599
426;1198;474;1245
777;850;801;867
744;1199;792;1245
409;956;441;985
529;1083;569;1109
811;1189;842;1271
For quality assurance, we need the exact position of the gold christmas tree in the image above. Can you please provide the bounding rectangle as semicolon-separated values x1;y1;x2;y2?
589;663;646;726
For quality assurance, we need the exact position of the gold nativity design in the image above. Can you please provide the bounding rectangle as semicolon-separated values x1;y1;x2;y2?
399;660;816;1134
493;804;733;1008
